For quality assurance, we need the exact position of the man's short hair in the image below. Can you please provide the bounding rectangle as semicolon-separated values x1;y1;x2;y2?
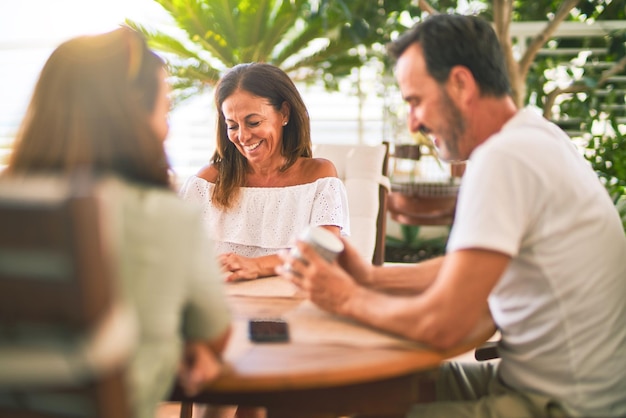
387;14;511;97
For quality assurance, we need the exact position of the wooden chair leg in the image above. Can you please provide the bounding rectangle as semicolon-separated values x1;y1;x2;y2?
353;415;405;418
474;340;500;361
180;402;194;418
266;412;335;418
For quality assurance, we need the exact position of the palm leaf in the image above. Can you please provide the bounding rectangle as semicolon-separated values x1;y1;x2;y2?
125;21;203;61
158;0;239;65
258;0;302;61
129;0;414;103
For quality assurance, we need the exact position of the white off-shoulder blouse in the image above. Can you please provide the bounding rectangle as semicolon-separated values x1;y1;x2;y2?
179;176;350;258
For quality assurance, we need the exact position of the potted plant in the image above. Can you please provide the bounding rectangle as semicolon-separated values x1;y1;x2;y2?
387;131;464;227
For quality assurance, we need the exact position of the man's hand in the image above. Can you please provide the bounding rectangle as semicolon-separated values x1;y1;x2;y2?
276;241;361;316
177;342;222;397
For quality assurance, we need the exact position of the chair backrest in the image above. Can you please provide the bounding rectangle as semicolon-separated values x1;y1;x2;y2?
0;174;136;418
313;143;390;265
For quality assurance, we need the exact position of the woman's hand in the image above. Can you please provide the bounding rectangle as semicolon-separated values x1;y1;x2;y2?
177;342;222;397
219;253;263;281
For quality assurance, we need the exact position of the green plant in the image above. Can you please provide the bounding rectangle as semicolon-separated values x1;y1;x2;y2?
616;196;626;232
126;0;415;103
385;225;449;262
585;116;626;232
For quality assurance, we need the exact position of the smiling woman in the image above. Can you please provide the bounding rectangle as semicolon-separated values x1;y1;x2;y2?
179;62;350;283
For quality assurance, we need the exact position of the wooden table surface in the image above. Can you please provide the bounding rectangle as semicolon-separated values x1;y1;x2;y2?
169;284;493;418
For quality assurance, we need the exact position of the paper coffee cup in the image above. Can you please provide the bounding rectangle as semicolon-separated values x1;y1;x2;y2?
296;226;344;263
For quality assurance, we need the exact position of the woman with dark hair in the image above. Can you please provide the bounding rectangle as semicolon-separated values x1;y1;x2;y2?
5;27;232;418
181;62;349;282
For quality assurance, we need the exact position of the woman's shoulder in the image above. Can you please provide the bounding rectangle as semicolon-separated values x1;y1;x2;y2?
196;164;218;183
118;180;198;219
295;157;338;183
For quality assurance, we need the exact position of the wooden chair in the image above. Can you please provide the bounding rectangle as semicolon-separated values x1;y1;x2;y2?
313;142;390;265
0;173;137;418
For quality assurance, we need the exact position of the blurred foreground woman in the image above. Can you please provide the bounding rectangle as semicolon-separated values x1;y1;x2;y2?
5;27;232;418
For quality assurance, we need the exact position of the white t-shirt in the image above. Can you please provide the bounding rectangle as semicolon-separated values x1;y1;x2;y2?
447;108;626;417
180;176;350;257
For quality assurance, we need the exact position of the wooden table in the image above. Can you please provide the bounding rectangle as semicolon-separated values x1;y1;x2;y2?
169;280;492;418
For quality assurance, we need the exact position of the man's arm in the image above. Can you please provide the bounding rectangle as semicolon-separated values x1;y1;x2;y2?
368;256;444;294
333;237;443;294
348;249;507;349
284;243;508;351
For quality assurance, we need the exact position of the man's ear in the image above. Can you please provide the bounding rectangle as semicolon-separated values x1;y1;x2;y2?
446;65;478;109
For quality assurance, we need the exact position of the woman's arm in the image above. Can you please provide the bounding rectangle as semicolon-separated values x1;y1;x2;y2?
179;218;233;394
220;253;282;281
178;327;231;396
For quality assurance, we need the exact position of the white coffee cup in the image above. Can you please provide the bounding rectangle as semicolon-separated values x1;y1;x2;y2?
295;225;344;263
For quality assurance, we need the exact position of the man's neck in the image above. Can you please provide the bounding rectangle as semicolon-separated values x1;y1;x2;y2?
470;96;518;149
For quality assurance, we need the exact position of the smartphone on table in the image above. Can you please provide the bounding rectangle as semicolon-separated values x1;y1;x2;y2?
248;318;290;343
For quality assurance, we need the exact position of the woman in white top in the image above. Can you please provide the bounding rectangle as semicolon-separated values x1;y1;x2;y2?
181;63;349;282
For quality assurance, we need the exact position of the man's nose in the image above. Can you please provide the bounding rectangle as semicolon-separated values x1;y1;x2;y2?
407;109;423;133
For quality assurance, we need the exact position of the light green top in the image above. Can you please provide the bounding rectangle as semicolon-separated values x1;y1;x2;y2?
110;180;231;418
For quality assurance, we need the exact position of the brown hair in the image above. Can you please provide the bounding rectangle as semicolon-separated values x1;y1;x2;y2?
6;27;171;187
211;63;312;209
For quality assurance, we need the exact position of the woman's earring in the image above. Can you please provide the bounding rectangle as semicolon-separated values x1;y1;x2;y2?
282;121;288;126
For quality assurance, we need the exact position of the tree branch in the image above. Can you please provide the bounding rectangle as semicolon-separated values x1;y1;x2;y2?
519;0;580;79
417;0;438;15
493;0;521;104
543;55;626;118
493;0;513;38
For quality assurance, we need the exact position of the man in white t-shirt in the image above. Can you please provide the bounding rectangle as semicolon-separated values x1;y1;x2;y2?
277;13;626;418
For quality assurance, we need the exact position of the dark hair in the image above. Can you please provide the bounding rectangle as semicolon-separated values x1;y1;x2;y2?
387;14;511;97
211;62;312;209
7;27;171;187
